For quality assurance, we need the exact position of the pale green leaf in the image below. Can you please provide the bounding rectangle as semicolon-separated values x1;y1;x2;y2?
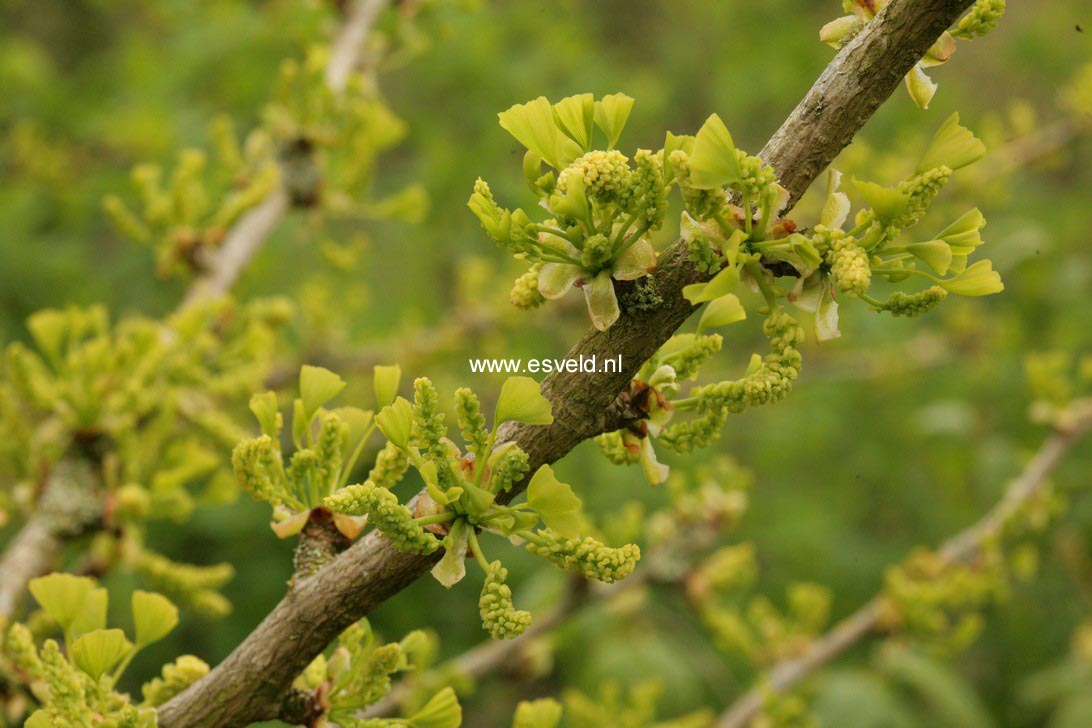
70;628;133;680
376;397;414;448
132;590;179;647
69;587;108;638
24;711;53;728
592;93;634;149
28;573;98;633
940;259;1003;296
26;309;68;364
916;113;986;173
332;406;374;450
698;294;747;334
249;391;280;438
513;698;563;728
689;113;741;189
300;365;346;418
499;97;579;169
905;241;953;275
410;686;463;728
552;93;594;149
495;376;554;426
431;521;469;588
853;179;909;223
373;364;402;407
684;264;740;305
527;464;582;537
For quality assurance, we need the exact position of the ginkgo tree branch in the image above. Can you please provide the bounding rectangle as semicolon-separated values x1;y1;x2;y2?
155;1;980;725
179;0;388;309
715;402;1092;728
0;0;390;623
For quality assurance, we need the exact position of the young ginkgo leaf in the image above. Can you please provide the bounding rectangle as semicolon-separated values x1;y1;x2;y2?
70;628;132;680
249;391;281;438
432;519;470;588
408;686;463;728
375;397;414;448
916;113;986;174
499;96;579;170
592;93;635;150
698;294;747;334
28;574;99;634
132;590;179;648
373;364;402;407
495;376;553;426
552;93;595;149
853;179;910;224
689;113;741;189
513;698;564;728
940;259;1004;296
526;464;583;537
299;365;346;419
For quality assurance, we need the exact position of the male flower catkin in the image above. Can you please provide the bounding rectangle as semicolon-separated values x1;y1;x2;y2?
661;312;803;453
952;0;1006;39
510;263;546;309
142;655;211;707
559;150;629;203
479;561;533;639
828;236;871;297
526;530;641;583
325;482;439;554
367;441;410;490
896;165;952;229
883;286;948;317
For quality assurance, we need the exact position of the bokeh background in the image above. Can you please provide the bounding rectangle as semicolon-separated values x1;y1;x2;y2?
2;0;1091;725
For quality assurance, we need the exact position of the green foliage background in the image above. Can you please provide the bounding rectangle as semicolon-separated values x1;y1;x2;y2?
2;0;1090;725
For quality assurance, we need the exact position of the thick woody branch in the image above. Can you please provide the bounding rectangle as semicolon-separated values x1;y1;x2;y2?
715;404;1092;728
157;1;979;725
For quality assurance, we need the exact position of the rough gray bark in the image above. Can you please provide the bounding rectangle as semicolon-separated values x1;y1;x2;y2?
157;1;978;724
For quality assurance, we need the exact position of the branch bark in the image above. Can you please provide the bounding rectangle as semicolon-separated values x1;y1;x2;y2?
157;1;979;724
715;403;1092;728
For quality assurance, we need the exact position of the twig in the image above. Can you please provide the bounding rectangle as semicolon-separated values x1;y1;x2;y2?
0;462;103;621
178;0;384;310
715;404;1092;728
0;0;388;623
361;584;589;719
0;516;58;620
178;190;290;309
362;490;731;719
156;2;980;725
